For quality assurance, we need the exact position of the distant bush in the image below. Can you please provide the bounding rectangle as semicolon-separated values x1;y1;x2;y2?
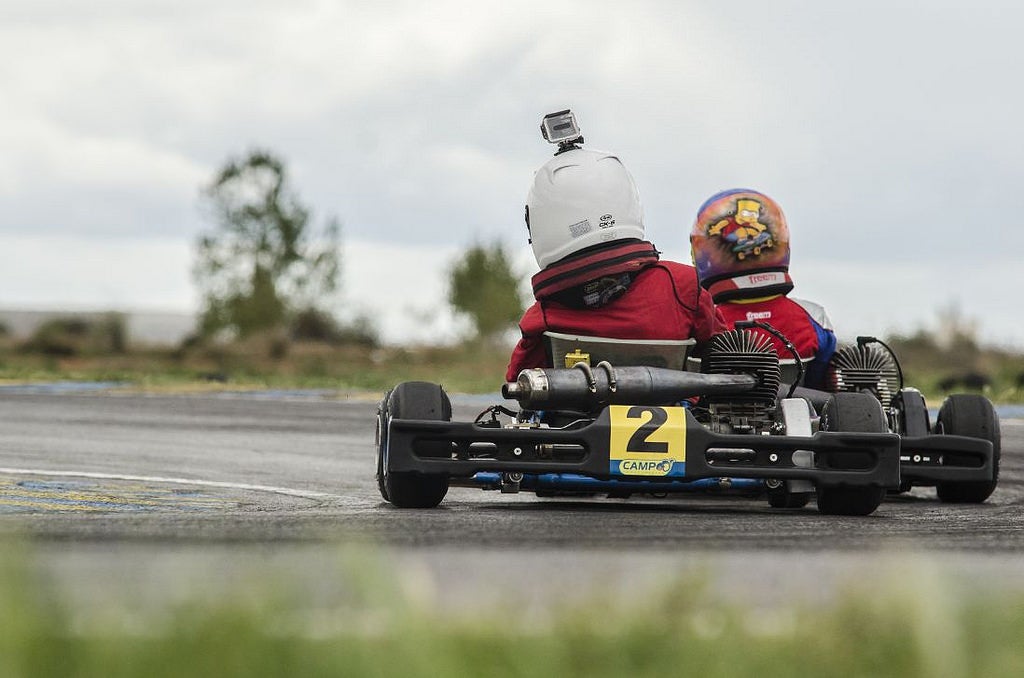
20;313;127;356
334;314;379;348
885;321;1024;400
290;308;378;348
937;372;991;392
290;308;342;343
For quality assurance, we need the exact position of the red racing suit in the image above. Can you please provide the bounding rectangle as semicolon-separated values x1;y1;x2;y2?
715;295;837;389
506;260;724;381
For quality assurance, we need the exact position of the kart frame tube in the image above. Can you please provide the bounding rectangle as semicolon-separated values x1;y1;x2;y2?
387;408;901;489
459;472;767;494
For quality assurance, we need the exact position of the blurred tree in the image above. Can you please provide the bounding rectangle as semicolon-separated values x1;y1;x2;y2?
194;150;340;339
448;242;524;341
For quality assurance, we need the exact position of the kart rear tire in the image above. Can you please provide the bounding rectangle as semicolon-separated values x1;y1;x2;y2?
935;394;1000;504
377;381;452;508
815;392;887;516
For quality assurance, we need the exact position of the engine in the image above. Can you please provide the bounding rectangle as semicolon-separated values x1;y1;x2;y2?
701;329;781;434
827;343;901;408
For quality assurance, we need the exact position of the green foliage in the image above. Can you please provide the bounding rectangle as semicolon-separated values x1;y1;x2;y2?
290;307;378;347
20;314;127;356
289;307;342;343
884;304;1024;400
0;341;509;394
447;241;524;340
195;149;341;340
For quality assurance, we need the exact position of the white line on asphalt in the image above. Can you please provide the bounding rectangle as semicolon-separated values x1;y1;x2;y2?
0;467;340;501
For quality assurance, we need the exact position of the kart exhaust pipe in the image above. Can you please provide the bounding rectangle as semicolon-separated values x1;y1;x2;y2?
502;365;758;410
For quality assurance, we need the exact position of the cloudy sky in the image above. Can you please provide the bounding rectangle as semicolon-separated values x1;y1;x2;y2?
1;0;1021;346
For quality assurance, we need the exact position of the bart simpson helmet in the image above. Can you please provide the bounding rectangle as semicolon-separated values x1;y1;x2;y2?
690;188;793;303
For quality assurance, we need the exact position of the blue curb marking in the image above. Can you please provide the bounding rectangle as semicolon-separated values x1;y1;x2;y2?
0;381;124;394
0;477;237;513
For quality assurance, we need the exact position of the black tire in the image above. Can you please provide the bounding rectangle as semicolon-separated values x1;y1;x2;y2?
768;488;812;509
935;394;1000;504
815;392;888;516
377;381;452;508
375;389;393;502
894;389;930;437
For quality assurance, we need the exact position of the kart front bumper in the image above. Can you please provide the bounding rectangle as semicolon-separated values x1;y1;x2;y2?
387;408;901;490
898;434;995;485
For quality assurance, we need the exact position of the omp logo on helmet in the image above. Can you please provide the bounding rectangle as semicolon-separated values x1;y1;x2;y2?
619;458;675;476
706;198;776;261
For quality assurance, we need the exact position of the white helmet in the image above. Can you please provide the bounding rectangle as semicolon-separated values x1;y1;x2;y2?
525;148;645;269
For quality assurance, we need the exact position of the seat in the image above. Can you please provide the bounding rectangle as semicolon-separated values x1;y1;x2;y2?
544;331;695;371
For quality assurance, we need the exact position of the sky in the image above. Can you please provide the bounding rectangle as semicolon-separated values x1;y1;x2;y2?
1;0;1021;346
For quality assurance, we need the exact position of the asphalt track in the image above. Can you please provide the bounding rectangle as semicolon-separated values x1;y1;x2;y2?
1;390;1023;611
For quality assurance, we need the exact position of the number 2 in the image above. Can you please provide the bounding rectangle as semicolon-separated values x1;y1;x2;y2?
625;406;669;454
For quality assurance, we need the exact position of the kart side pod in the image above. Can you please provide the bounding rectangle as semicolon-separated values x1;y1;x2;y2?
503;365;759;411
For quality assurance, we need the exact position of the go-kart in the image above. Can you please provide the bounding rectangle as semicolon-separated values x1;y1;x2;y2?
376;327;904;516
823;336;999;503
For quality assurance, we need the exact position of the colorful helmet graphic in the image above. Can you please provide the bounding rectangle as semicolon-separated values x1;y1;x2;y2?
690;188;793;303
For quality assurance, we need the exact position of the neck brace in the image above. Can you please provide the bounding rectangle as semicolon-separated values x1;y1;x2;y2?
531;240;660;301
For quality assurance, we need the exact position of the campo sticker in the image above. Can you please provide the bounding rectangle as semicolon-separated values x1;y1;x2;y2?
608;405;686;476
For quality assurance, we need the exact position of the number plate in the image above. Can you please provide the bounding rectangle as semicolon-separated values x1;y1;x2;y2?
608;405;687;477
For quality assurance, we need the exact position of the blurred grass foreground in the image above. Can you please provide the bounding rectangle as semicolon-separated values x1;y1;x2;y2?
2;547;1024;677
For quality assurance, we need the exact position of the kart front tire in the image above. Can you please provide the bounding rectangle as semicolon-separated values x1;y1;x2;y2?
815;392;888;516
377;381;451;508
935;394;1000;504
768;488;812;509
375;388;393;502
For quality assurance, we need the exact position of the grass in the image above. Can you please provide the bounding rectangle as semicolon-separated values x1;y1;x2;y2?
0;341;509;396
2;337;1024;403
1;545;1024;677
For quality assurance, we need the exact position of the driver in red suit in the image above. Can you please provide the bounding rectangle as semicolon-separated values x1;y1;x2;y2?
506;145;723;382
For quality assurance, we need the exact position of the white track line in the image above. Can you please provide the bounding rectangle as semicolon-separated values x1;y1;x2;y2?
0;467;340;501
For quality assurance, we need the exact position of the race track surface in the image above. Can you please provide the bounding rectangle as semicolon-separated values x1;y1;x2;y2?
1;390;1022;609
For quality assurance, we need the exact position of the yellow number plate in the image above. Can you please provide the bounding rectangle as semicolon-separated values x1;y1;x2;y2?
608;405;686;476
